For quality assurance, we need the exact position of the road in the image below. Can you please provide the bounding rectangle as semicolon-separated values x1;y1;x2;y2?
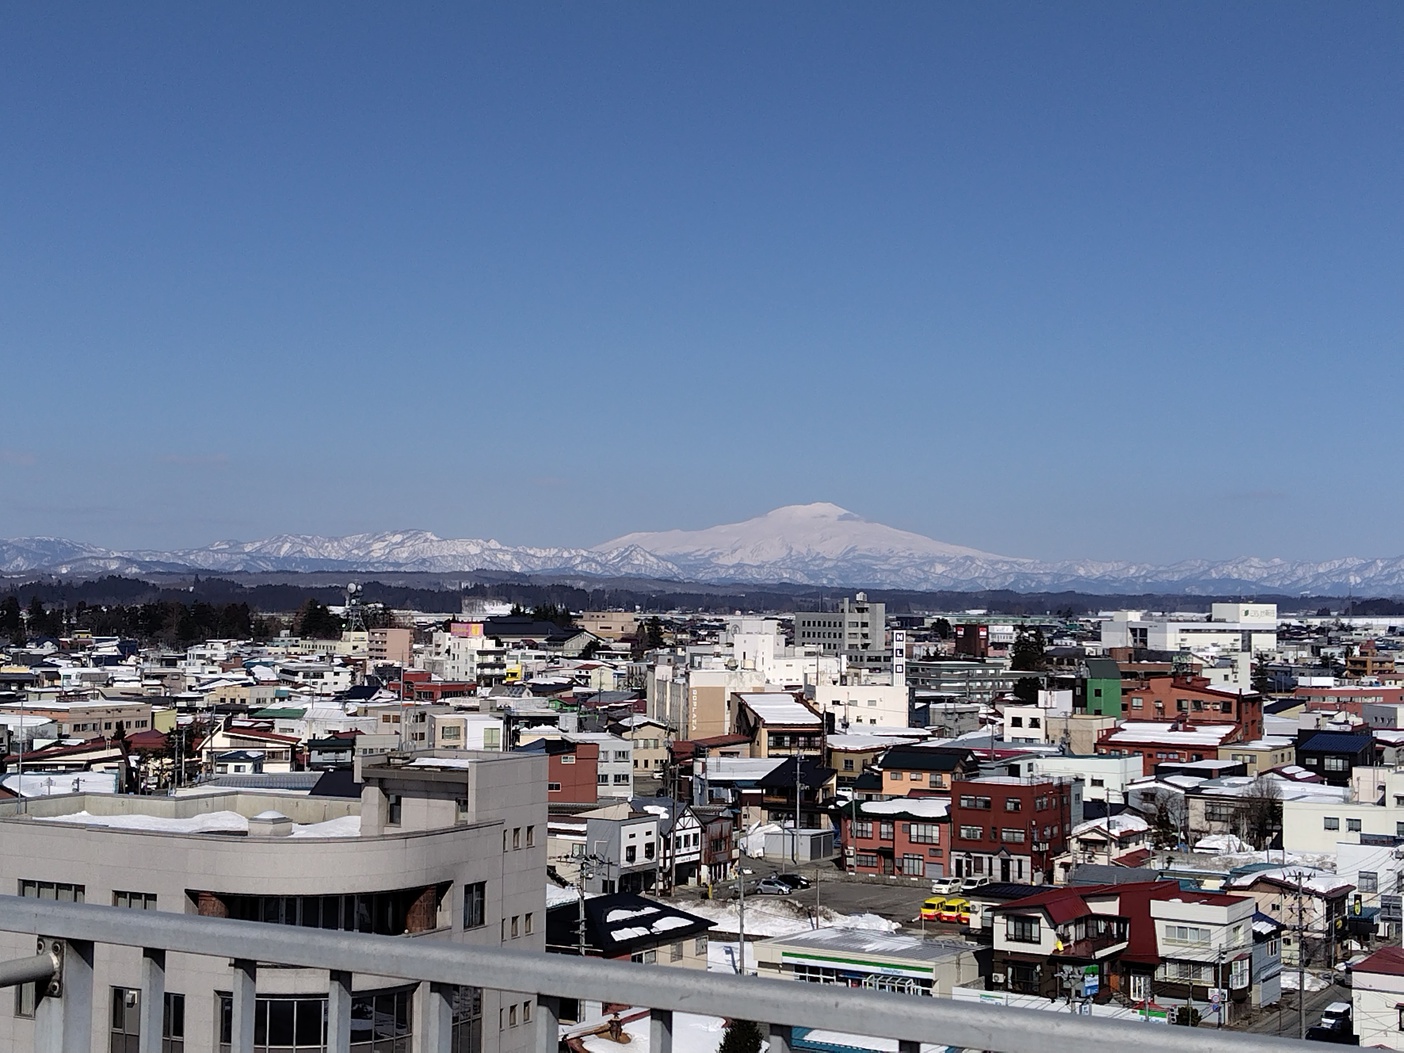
1238;981;1343;1036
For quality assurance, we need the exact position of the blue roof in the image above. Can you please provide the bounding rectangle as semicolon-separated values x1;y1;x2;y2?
1298;731;1374;753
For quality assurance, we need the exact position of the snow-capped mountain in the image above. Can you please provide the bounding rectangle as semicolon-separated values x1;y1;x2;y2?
4;503;1404;595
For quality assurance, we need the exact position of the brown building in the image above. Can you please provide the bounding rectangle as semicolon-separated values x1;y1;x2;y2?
1121;675;1263;740
518;738;599;805
948;775;1079;884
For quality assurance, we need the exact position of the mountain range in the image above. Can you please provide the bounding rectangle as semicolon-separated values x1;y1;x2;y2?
2;503;1401;595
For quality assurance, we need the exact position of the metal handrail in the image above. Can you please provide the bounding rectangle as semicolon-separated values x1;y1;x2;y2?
0;896;1312;1053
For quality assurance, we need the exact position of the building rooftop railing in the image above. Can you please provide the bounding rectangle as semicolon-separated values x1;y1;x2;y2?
0;895;1317;1053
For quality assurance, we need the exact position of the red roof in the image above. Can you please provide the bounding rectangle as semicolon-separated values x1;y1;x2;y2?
1353;945;1404;977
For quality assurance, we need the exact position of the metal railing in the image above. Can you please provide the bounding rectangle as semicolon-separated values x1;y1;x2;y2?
0;895;1315;1053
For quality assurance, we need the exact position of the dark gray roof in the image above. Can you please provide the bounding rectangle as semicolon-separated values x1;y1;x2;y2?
1067;864;1161;886
1298;732;1374;754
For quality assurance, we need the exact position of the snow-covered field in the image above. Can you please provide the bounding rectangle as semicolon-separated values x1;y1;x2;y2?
684;898;899;938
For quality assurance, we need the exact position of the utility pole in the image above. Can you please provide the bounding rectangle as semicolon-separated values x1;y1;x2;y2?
736;865;746;975
1293;870;1307;1041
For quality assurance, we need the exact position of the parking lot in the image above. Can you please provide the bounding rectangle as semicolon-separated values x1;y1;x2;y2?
674;857;955;932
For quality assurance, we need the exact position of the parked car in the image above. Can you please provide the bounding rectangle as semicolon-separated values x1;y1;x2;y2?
959;876;991;893
755;877;794;895
773;873;812;890
930;877;962;895
920;896;944;922
937;897;971;924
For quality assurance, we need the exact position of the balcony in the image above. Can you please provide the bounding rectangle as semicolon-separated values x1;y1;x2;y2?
0;896;1313;1053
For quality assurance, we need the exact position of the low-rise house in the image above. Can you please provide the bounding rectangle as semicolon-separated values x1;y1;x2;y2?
547;803;659;894
731;692;824;758
543;891;712;966
1351;944;1404;1049
1221;865;1353;966
872;745;977;799
1295;730;1377;787
1058;813;1151;874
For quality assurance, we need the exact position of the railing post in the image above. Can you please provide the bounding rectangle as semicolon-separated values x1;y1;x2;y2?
536;995;560;1053
650;1008;673;1053
230;959;257;1053
768;1023;792;1053
33;939;92;1053
412;980;453;1053
137;949;165;1053
326;970;352;1053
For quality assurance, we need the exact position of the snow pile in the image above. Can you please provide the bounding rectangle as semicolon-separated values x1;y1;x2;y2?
287;815;361;838
685;899;899;938
1193;834;1250;854
1280;971;1329;992
37;809;250;835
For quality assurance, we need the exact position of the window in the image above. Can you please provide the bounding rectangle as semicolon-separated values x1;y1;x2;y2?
1005;916;1040;943
525;826;535;847
1230;956;1250;989
464;883;486;929
162;993;184;1053
1361;871;1379;893
852;820;873;839
909;773;921;781
513;828;521;850
524;913;533;935
695;936;709;954
855;854;878;869
19;879;85;902
1348;818;1362;832
630;950;657;964
561;755;576;765
510;915;519;939
671;942;684;962
548;782;561;792
598;775;609;785
1164;924;1210;945
1000;829;1026;843
901;854;924;876
613;774;630;784
1004;799;1022;812
455;798;471;823
879;822;895;841
626;846;637;863
1324;817;1340;831
909;823;940;845
1324;757;1348;772
959;826;983;841
644;842;654;860
843;759;854;771
614;751;629;762
215;992;336;1052
386;793;402;826
113;891;157;910
112;987;141;1053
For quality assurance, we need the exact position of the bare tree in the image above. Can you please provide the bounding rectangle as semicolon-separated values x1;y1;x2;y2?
1234;775;1283;850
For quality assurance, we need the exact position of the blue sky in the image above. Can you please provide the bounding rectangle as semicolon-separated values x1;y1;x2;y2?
2;3;1400;563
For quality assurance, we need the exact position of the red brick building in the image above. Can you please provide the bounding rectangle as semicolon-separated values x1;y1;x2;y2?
839;798;951;878
948;776;1078;884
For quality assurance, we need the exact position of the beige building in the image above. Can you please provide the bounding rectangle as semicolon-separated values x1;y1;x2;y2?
0;750;546;1053
579;612;639;642
9;699;154;740
1220;736;1296;776
369;627;414;665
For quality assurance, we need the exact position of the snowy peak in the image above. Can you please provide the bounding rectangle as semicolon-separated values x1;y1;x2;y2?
3;507;1404;594
601;503;1008;566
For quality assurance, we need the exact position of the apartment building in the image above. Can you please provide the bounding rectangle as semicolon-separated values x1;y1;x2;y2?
0;750;547;1053
840;797;950;878
948;775;1081;884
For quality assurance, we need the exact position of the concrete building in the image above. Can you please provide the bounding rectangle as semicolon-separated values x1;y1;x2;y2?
794;594;889;673
0;749;546;1053
578;612;639;642
1351;945;1404;1049
1099;603;1278;656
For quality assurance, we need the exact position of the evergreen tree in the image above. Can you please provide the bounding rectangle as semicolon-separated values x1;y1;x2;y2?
718;1020;763;1053
1010;626;1046;704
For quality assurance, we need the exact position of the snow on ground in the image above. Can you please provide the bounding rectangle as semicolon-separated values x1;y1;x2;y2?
685;899;900;939
1280;971;1330;992
568;1009;737;1053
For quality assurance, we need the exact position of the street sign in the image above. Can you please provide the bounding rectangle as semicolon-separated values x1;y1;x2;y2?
1082;964;1100;996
